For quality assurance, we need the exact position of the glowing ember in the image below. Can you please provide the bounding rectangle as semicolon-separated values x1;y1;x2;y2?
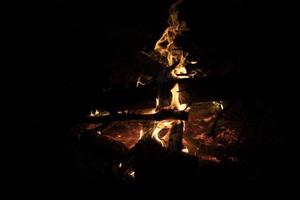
202;115;215;123
216;128;238;145
193;133;214;145
200;155;221;164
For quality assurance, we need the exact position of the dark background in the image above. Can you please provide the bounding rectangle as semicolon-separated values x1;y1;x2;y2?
6;0;297;197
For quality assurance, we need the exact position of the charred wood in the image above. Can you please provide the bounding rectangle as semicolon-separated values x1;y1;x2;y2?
93;75;245;111
168;121;184;152
82;110;188;123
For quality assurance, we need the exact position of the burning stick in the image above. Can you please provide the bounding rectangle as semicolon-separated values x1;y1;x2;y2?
93;75;240;112
168;120;184;152
83;110;188;123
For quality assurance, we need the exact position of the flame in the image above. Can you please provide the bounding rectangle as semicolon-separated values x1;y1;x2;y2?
128;170;135;178
118;163;122;168
154;0;189;79
136;76;145;87
212;101;224;111
168;83;187;111
141;1;191;149
141;98;160;115
181;146;189;153
139;129;144;139
90;110;95;117
90;109;110;117
156;97;159;108
151;120;174;146
149;84;187;146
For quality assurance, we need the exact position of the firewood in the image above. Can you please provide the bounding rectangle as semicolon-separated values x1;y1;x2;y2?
168;121;184;152
81;110;188;123
93;75;244;111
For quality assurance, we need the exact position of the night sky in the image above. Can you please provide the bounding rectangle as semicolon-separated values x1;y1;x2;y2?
6;0;297;197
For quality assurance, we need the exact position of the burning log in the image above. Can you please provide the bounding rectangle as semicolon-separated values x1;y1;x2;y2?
82;110;188;123
93;75;242;111
168;121;184;152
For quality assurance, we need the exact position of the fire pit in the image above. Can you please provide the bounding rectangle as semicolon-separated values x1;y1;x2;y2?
75;0;248;184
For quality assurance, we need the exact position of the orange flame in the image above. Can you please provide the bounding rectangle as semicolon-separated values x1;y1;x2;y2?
154;0;189;79
150;84;188;146
142;0;190;147
168;83;187;111
90;109;109;117
139;129;144;139
181;146;189;153
151;120;174;146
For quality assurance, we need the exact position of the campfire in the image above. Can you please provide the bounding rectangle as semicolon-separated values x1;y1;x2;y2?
79;0;244;181
11;0;286;196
